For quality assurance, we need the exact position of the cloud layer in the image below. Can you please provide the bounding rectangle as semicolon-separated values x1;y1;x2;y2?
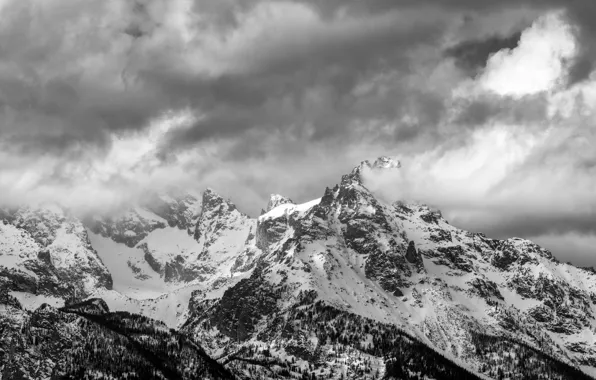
0;1;594;264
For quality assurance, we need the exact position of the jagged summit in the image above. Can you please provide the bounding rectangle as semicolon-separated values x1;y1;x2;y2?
265;194;294;212
344;155;402;186
355;155;401;172
201;187;239;214
372;155;401;169
202;187;226;204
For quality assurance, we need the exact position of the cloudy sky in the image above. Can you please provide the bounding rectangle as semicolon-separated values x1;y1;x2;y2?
0;0;595;265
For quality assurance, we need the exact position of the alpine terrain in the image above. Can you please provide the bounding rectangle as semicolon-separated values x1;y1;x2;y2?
2;156;596;380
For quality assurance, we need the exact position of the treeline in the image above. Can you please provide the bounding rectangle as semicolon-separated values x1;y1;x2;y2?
59;306;235;379
471;332;592;380
1;299;235;380
288;301;482;380
199;295;593;380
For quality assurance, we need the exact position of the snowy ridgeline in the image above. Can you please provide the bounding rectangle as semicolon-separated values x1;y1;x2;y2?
2;157;596;379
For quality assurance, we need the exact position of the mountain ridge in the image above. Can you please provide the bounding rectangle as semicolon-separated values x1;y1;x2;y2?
2;156;596;379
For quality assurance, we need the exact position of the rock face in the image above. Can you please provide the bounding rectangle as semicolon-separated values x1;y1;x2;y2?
143;190;201;231
208;262;278;341
3;156;596;380
0;204;112;300
266;194;295;212
182;157;596;379
87;190;201;248
192;189;256;276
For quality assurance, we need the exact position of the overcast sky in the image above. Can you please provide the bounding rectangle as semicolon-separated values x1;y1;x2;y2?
0;0;594;265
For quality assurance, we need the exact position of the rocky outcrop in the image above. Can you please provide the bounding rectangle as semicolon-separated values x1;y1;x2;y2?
491;238;553;270
194;189;244;244
209;263;278;341
256;213;292;254
62;297;110;314
266;194;294;212
436;246;474;272
405;241;423;267
193;189;254;265
163;256;212;283
467;278;504;305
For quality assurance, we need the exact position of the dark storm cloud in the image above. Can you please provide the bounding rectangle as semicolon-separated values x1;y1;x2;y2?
453;211;596;239
150;0;596;150
531;233;596;267
0;0;165;156
560;1;596;85
453;94;549;127
444;32;522;75
143;8;452;151
161;83;448;158
0;75;164;155
2;0;596;157
1;0;588;155
296;0;596;85
0;0;454;156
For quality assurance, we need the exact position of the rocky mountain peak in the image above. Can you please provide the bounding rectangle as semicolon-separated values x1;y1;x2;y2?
142;190;200;229
0;203;112;300
12;204;68;247
265;194;294;212
342;156;402;188
201;188;237;214
355;155;401;173
372;155;401;169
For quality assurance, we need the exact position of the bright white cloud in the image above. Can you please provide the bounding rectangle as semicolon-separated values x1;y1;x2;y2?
480;11;577;98
362;9;595;243
0;110;200;213
364;125;546;210
92;110;196;182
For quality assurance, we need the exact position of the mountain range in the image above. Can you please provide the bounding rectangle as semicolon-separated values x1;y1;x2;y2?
1;156;596;379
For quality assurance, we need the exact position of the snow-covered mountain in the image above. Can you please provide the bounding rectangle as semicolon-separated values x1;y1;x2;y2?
2;157;596;379
0;204;112;301
84;188;257;328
